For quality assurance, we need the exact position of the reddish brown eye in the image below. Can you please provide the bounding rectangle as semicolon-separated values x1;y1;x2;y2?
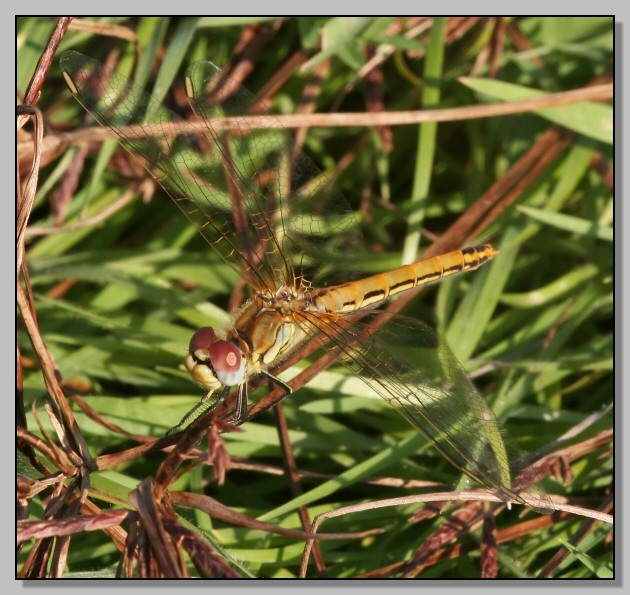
210;340;242;372
188;331;245;387
189;327;215;353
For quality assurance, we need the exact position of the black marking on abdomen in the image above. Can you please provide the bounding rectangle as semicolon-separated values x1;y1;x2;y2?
363;289;386;301
417;271;442;282
389;279;415;292
444;263;464;274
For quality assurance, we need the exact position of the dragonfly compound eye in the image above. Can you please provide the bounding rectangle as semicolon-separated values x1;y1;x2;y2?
210;341;245;387
184;327;222;391
189;326;216;358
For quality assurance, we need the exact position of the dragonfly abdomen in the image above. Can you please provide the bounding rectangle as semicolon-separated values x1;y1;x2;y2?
313;244;499;314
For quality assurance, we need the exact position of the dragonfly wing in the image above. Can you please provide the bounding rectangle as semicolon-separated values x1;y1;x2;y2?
60;51;266;290
294;310;552;513
184;60;365;289
60;51;364;293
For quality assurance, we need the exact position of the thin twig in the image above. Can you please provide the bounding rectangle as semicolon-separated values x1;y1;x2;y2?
300;489;612;578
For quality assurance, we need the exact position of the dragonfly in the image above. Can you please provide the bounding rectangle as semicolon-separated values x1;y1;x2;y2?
60;51;551;513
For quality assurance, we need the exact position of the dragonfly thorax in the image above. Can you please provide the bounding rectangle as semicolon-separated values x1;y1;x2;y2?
256;283;309;313
185;285;311;392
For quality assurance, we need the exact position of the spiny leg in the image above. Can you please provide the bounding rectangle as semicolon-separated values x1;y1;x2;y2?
166;385;231;435
262;370;293;400
225;373;290;425
169;371;293;432
226;383;248;425
240;370;293;421
226;371;293;425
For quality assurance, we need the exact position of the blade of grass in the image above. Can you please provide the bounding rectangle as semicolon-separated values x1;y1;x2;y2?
401;17;446;265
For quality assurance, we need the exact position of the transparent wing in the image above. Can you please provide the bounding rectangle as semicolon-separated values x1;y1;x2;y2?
184;61;362;289
60;51;363;292
293;309;552;513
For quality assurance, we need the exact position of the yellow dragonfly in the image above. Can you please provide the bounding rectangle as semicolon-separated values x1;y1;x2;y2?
60;51;550;513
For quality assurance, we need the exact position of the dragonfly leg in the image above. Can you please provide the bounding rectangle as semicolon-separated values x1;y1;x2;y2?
233;370;294;422
227;383;248;425
261;370;293;398
166;385;231;435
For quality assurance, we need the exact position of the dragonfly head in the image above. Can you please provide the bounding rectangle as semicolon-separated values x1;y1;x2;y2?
184;327;246;390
